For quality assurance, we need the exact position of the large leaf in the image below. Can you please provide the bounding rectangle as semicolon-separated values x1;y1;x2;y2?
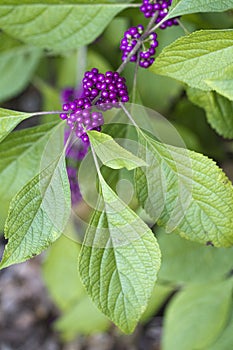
0;1;133;52
0;122;61;200
0;153;71;269
79;172;161;333
88;130;147;170
0;121;61;220
43;234;85;312
0;33;41;102
157;228;233;284
0;108;33;142
55;295;110;340
206;307;233;350
140;283;174;324
187;88;233;139
162;280;233;350
205;78;233;102
135;132;233;247
43;234;110;340
168;0;233;18
151;30;233;91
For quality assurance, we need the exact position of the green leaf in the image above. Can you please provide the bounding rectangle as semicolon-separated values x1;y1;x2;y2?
43;234;85;312
205;78;233;102
151;30;233;91
162;280;233;350
0;153;71;269
141;283;173;324
135;132;233;247
43;233;110;340
55;295;110;340
0;107;33;143
157;227;233;284
87;130;147;170
0;33;41;102
0;122;60;200
187;88;233;139
0;1;133;52
79;172;161;334
0;121;60;220
168;0;233;19
206;307;233;350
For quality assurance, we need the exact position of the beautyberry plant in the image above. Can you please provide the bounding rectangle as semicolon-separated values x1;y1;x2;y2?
0;0;233;346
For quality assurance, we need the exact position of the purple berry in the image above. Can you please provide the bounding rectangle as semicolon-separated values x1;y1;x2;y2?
139;0;179;30
120;24;158;69
60;69;129;144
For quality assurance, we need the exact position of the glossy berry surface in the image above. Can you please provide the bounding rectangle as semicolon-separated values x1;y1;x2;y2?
82;68;129;109
60;69;129;144
140;0;179;29
120;25;158;68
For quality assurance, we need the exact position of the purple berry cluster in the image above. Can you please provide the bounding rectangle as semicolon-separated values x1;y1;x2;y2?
82;68;129;107
119;0;180;69
140;0;171;18
60;101;103;144
120;25;158;68
140;0;179;29
60;69;129;143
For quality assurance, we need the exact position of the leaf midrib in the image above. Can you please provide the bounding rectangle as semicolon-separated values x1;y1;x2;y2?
0;3;133;8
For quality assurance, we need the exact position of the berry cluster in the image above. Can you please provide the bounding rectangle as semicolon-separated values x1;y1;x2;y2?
140;0;171;18
120;25;158;68
120;0;179;69
82;68;129;108
140;0;179;29
60;99;103;144
58;1;181;203
60;69;129;143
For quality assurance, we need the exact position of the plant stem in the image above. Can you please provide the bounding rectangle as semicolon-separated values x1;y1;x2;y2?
119;102;139;129
30;111;63;117
90;142;102;180
177;19;190;34
131;55;140;104
116;11;169;75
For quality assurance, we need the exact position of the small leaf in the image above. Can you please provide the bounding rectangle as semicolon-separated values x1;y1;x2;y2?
0;1;133;52
0;107;32;142
151;30;233;91
187;88;233;139
162;280;233;350
168;0;233;19
87;130;147;170
79;173;161;333
0;33;41;102
135;132;233;247
0;154;71;269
